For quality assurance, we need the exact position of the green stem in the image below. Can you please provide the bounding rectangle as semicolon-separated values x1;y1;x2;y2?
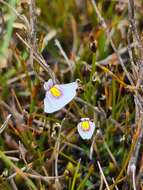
77;164;94;190
0;0;16;56
71;159;81;190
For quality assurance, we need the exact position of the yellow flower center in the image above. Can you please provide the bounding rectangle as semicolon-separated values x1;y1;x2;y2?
81;121;90;131
50;85;62;97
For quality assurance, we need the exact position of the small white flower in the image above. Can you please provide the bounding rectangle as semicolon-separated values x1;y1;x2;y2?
44;79;78;113
77;118;95;140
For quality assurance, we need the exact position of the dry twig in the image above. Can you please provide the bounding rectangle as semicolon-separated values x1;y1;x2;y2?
127;1;143;190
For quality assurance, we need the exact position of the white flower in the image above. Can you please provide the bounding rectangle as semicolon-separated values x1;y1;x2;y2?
77;118;95;140
44;79;78;113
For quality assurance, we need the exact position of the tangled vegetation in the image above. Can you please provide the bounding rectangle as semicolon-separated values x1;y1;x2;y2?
0;0;143;189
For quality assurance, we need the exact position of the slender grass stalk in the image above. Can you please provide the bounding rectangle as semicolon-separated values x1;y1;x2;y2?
0;0;16;56
0;114;11;134
71;159;81;190
97;161;110;190
77;164;94;190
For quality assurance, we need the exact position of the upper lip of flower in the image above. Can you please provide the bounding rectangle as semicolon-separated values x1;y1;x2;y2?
44;78;54;91
81;118;90;122
44;79;78;113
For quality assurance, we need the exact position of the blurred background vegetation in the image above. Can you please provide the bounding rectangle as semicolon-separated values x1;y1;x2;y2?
0;0;143;189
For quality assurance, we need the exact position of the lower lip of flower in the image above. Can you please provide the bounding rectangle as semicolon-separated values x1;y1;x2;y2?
49;85;62;98
81;121;90;131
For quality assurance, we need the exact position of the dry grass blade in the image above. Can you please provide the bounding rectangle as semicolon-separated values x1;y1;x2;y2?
90;0;134;86
16;33;57;83
97;161;110;190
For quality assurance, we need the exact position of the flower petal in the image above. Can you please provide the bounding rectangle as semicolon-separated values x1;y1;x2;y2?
43;79;54;91
44;81;78;113
81;118;89;122
77;119;95;140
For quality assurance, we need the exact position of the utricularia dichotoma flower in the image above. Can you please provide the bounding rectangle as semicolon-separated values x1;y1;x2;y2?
77;118;95;140
44;79;78;113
